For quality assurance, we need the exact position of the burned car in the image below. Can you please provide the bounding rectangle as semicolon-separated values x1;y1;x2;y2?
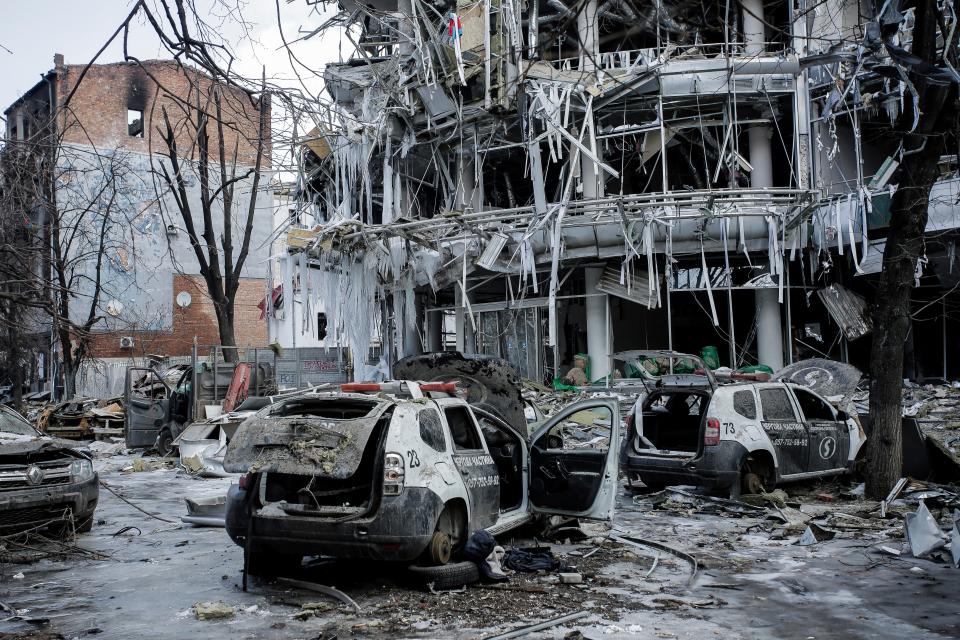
224;354;622;578
0;406;98;533
620;353;866;496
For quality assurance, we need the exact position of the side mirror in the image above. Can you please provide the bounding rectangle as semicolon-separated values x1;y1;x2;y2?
836;410;849;422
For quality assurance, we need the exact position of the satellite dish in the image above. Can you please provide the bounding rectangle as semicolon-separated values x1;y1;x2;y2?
176;291;192;308
106;299;123;317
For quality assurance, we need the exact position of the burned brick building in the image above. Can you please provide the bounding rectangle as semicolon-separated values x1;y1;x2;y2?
273;0;959;383
3;55;273;392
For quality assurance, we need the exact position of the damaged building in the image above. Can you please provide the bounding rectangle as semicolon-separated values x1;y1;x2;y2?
3;56;274;395
274;0;960;383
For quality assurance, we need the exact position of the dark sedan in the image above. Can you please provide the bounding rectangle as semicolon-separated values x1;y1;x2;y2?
0;406;98;533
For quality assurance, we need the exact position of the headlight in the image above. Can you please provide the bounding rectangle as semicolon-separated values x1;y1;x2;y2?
70;459;94;481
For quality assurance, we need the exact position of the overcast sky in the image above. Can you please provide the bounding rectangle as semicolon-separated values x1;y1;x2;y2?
0;0;341;117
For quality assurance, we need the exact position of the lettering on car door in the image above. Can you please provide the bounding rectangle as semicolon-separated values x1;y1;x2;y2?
759;387;808;476
443;405;500;528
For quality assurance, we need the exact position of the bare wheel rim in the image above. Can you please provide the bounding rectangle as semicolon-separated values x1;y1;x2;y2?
429;531;452;565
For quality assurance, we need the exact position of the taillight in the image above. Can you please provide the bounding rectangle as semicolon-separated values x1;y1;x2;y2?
625;412;634;432
383;453;405;496
239;473;252;490
704;418;721;446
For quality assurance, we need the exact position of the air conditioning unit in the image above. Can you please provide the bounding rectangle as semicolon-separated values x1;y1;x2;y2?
119;336;135;349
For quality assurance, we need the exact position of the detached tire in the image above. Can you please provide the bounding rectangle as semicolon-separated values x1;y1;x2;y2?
408;561;479;591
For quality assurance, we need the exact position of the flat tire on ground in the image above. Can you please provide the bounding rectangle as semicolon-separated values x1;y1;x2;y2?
408;561;479;591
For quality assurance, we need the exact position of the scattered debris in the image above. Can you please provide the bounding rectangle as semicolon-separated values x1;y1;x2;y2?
193;601;235;620
277;578;362;613
484;611;590;640
905;501;945;558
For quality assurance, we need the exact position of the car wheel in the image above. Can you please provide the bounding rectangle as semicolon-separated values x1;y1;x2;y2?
426;530;452;566
408;561;479;591
738;454;774;495
246;548;302;578
157;429;174;457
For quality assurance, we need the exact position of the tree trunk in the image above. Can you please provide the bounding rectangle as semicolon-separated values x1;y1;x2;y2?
864;0;952;500
215;300;239;363
865;137;943;499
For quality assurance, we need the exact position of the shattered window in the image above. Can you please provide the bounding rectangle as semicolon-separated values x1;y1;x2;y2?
419;408;446;452
759;388;796;421
444;407;483;451
793;388;835;421
0;408;40;436
540;407;611;451
733;390;757;420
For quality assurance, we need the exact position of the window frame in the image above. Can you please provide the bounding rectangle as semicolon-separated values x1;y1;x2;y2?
443;405;485;452
732;389;757;420
418;407;448;453
759;386;798;422
791;387;836;422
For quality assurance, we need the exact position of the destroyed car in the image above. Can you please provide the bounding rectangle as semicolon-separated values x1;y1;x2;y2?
223;376;621;577
620;353;866;496
0;406;98;533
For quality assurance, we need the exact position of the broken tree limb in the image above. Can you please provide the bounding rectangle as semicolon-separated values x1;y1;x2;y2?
277;577;362;613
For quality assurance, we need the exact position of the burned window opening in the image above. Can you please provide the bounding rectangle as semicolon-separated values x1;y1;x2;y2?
127;109;143;137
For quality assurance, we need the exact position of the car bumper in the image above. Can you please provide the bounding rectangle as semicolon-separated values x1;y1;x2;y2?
0;474;99;529
623;441;746;489
226;484;445;562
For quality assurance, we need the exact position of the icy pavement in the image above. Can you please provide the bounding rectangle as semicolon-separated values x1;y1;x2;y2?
0;455;958;639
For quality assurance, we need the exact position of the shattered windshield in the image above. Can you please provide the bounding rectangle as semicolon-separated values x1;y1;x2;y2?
0;408;41;437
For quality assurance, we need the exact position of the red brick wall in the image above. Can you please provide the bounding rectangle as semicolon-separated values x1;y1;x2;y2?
55;59;270;167
87;274;268;358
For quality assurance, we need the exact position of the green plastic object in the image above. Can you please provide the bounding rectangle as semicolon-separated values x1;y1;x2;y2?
700;346;721;370
737;364;774;375
552;377;580;391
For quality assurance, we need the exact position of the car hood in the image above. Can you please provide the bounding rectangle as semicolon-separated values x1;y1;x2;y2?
0;433;86;458
393;352;526;434
223;398;392;477
772;358;863;398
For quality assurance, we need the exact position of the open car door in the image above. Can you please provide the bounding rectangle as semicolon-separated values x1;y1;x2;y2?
124;367;170;448
528;398;620;520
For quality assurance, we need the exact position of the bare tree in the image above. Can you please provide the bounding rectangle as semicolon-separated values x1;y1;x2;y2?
0;109;142;398
144;67;269;362
865;0;958;498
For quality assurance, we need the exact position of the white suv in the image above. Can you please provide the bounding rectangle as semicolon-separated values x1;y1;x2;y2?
224;370;622;576
620;353;867;496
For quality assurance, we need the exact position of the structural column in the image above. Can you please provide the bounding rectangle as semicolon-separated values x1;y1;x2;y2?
577;0;602;201
584;267;610;383
744;0;783;371
742;0;766;56
426;309;443;352
749;125;783;370
403;294;423;357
